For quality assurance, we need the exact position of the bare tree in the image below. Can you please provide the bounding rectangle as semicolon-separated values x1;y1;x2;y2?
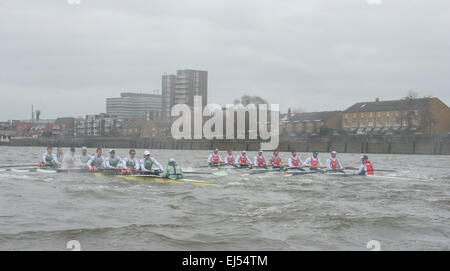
291;107;305;114
234;95;268;106
404;91;418;100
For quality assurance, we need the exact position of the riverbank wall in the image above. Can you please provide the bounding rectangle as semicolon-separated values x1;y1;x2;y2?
3;134;450;155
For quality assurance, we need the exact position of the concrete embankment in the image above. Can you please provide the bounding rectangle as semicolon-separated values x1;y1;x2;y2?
3;134;450;155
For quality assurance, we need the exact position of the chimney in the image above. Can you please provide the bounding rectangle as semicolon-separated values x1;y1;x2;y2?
375;98;380;102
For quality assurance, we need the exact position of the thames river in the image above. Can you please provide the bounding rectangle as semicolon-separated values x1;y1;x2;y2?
0;146;449;250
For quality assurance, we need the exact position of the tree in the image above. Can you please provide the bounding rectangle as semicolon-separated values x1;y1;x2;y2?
233;95;268;106
404;91;418;100
291;107;305;114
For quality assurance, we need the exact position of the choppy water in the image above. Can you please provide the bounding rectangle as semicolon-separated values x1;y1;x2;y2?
0;146;449;250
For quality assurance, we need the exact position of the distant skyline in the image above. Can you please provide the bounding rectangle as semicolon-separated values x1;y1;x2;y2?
1;0;450;121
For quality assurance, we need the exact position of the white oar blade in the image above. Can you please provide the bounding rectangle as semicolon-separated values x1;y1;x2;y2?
213;170;228;177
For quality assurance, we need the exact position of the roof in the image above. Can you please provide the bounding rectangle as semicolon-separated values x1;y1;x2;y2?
287;111;340;122
344;98;435;113
120;92;161;98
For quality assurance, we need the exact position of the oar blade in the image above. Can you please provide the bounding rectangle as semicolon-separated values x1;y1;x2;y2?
213;170;228;177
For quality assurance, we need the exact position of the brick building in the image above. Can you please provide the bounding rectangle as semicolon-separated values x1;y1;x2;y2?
281;111;343;136
343;97;450;134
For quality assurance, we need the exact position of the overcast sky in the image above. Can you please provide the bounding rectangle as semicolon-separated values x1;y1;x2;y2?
0;0;449;121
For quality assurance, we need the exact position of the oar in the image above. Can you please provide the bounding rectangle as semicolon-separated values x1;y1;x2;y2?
0;164;39;168
197;164;237;169
184;170;228;177
285;167;306;172
239;168;282;177
345;167;409;173
282;171;319;177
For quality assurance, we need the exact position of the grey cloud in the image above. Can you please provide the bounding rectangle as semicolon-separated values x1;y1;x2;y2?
0;0;449;121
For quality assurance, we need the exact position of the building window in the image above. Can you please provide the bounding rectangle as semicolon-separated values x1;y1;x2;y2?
386;112;390;117
377;122;382;127
352;122;357;127
345;113;348;119
353;113;356;119
344;122;349;127
395;111;400;117
413;120;419;126
403;111;408;116
386;121;391;127
403;120;409;127
361;112;365;119
377;112;381;118
368;121;374;127
395;120;400;126
360;122;365;127
369;112;373;118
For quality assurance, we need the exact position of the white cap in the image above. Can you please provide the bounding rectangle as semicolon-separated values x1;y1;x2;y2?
144;150;150;156
331;151;337;154
242;150;247;153
109;149;115;153
81;147;88;151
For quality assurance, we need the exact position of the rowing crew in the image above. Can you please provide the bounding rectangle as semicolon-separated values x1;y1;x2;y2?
208;149;375;176
40;147;185;179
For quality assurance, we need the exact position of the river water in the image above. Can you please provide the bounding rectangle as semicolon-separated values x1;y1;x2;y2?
0;146;449;250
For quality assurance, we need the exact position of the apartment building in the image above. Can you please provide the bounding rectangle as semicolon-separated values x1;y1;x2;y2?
161;69;208;120
343;97;450;134
161;74;176;120
106;92;162;119
75;114;123;137
281;111;343;135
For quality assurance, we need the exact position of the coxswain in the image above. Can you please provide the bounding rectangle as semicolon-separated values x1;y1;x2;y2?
223;149;236;166
288;150;304;170
41;146;57;167
122;149;140;173
254;150;267;168
235;151;252;168
208;149;223;167
303;151;325;171
78;147;91;168
161;159;184;180
269;149;284;169
87;148;106;171
326;151;344;172
105;149;122;170
354;155;374;176
62;147;78;168
140;150;163;174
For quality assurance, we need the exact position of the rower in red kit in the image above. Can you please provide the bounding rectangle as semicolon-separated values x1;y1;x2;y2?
208;149;223;167
303;151;325;171
288;150;304;171
235;151;252;168
223;149;236;167
254;150;267;168
354;155;374;176
326;151;344;172
269;149;284;169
